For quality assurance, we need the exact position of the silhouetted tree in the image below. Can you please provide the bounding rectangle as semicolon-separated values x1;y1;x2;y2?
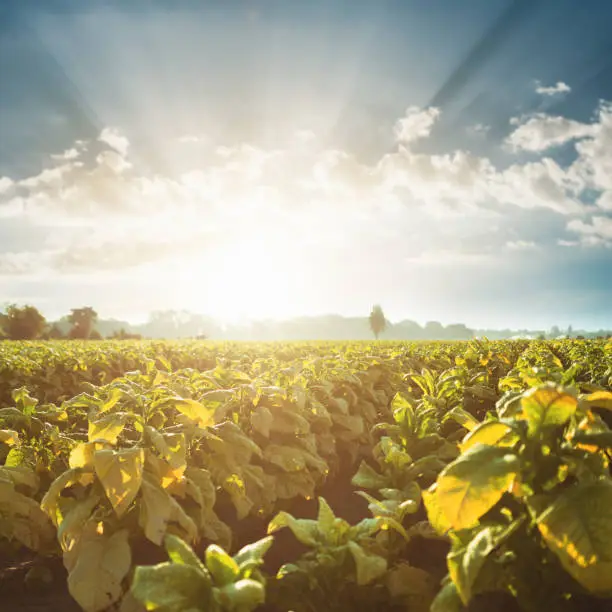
45;323;64;340
424;321;445;339
2;304;46;340
68;307;98;339
369;305;386;339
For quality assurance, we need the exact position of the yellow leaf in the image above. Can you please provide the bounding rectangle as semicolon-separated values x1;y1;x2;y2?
88;413;127;445
435;446;519;530
173;398;216;429
67;528;131;612
460;421;518;453
138;479;197;546
533;481;612;594
94;448;144;518
582;391;612;412
70;443;96;469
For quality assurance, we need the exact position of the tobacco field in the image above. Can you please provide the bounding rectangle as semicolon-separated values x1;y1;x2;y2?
1;338;612;612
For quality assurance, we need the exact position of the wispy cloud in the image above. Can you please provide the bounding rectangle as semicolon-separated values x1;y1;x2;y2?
535;81;571;96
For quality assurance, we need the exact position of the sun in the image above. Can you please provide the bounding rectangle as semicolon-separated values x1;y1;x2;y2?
178;236;303;323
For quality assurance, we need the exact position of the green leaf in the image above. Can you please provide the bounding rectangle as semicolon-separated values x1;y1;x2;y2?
351;461;387;490
430;580;463;612
267;511;319;546
521;385;577;435
233;536;274;572
131;562;211;611
435;445;520;530
205;544;240;586
533;480;612;595
164;535;208;576
214;579;265;610
347;541;387;585
448;525;506;604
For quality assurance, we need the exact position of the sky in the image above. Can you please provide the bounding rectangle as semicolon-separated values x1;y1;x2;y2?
1;0;612;329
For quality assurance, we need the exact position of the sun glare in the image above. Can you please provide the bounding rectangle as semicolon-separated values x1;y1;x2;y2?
178;236;303;323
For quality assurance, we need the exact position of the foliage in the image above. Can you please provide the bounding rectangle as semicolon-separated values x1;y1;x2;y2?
1;304;47;340
0;338;610;612
68;307;99;339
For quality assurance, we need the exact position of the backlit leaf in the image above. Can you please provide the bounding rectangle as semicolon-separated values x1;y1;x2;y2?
94;448;144;518
435;445;519;530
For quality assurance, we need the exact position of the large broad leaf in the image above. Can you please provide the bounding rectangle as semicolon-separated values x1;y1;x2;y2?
164;535;209;577
131;562;211;611
173;398;216;429
347;541;387;585
422;485;453;535
521;385;577;435
581;391;612;412
145;428;187;474
0;480;55;552
205;544;240;586
351;460;388;490
532;480;612;594
88;413;128;445
250;406;274;437
448;522;521;604
460;421;518;453
435;445;520;530
233;536;274;572
139;480;197;546
94;448;144;518
41;468;95;526
263;444;326;473
214;579;265;610
267;511;319;546
67;528;131;612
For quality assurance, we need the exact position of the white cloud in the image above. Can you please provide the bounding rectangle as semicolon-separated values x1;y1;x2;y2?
4;99;612;280
98;127;130;157
394;106;440;144
0;177;14;195
535;81;571;96
567;216;612;247
506;240;537;250
51;148;80;161
507;114;596;152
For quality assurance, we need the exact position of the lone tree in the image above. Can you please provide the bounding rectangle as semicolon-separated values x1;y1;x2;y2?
1;304;47;340
68;307;98;339
369;304;387;339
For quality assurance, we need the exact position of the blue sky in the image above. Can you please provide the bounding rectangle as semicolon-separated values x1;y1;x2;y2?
1;0;611;329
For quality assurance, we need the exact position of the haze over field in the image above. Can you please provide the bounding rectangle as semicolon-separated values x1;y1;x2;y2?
1;0;612;330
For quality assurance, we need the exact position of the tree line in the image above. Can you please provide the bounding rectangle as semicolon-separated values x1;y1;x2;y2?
0;305;141;341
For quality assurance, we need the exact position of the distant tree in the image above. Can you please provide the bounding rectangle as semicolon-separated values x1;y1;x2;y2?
424;321;445;339
566;325;573;338
1;304;46;340
549;325;561;339
45;323;64;340
110;328;142;340
445;323;473;340
89;329;103;340
68;307;98;339
369;305;386;339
